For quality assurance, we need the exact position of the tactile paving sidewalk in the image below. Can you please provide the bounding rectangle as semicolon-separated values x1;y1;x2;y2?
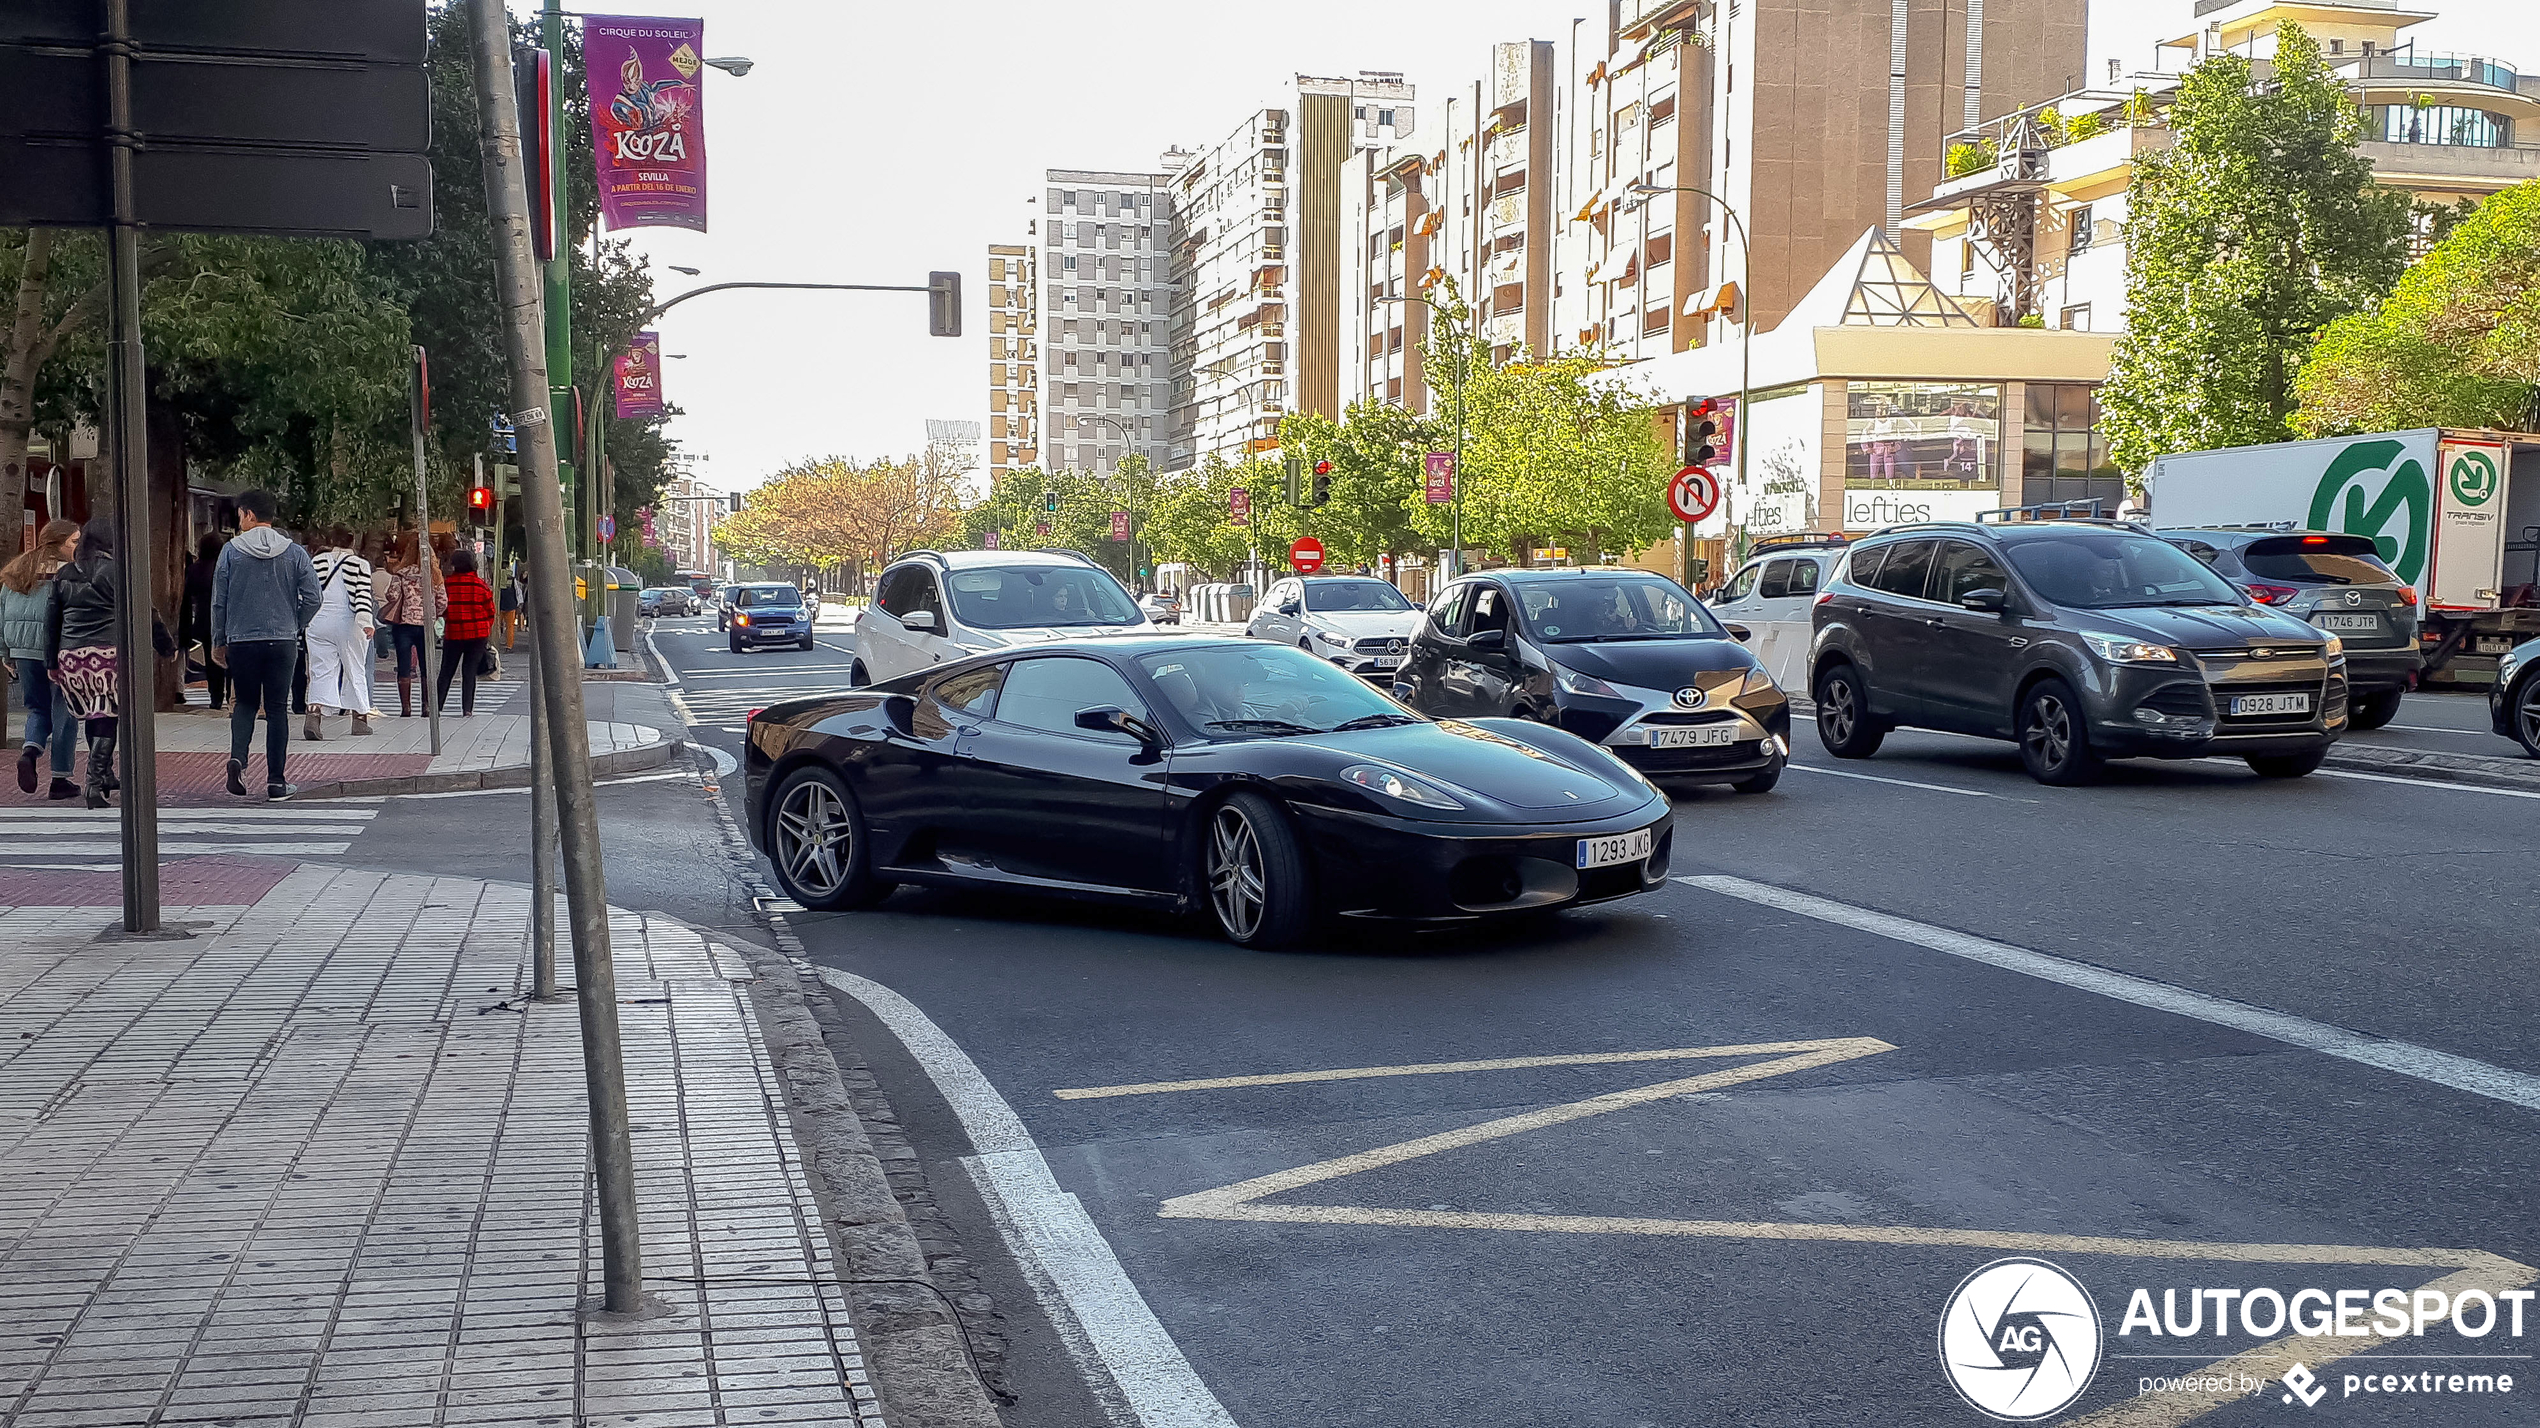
0;868;880;1428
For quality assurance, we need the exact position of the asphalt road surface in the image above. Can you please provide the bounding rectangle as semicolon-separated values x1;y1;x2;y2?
645;618;2540;1428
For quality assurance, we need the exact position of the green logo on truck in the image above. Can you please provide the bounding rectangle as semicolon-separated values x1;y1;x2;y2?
2448;449;2498;507
2307;440;2429;584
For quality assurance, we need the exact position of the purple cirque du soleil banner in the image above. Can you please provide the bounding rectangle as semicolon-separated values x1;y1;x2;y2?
586;15;707;233
614;331;665;419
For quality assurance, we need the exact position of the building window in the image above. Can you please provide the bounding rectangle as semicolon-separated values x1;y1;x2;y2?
2068;205;2094;254
2021;383;2121;511
1959;238;1977;280
1846;381;2002;488
2059;304;2091;330
2371;103;2512;148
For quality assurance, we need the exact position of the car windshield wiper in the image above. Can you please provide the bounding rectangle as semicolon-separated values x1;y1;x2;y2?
1205;718;1320;735
1327;712;1420;731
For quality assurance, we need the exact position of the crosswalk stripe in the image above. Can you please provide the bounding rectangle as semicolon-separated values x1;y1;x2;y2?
15;841;358;856
0;804;378;867
0;806;377;822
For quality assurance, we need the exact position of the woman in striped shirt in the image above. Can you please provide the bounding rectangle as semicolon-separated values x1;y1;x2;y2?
305;529;377;738
435;549;499;716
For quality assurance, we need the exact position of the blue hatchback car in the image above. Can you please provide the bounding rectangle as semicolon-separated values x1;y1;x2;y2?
728;583;815;652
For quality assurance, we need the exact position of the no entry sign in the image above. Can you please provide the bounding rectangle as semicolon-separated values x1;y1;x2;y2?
1667;465;1721;523
1289;537;1326;573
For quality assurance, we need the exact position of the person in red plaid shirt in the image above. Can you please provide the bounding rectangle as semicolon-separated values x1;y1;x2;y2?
435;550;499;716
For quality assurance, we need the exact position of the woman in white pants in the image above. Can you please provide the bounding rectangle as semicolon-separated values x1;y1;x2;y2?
305;529;377;739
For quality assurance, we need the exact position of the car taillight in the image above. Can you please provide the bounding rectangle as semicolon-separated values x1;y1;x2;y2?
1813;592;1834;607
2396;586;2418;607
2301;535;2329;545
2243;582;2297;605
747;708;762;723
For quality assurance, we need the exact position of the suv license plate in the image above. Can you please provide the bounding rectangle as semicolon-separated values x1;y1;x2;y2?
2230;692;2311;716
1577;828;1653;871
2314;612;2378;632
1649;725;1739;749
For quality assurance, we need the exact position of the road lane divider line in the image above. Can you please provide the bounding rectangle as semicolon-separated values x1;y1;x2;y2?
812;967;1239;1428
2311;766;2540;800
1676;874;2540;1112
1785;763;1993;796
1056;1038;1883;1100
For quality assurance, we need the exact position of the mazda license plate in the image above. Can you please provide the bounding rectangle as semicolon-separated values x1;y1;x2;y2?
2230;692;2310;716
1649;725;1739;749
2314;612;2378;632
1576;828;1653;871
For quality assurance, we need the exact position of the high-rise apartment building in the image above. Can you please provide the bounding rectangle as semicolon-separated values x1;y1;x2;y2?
985;243;1040;479
1171;75;1415;467
658;473;718;574
1043;166;1180;476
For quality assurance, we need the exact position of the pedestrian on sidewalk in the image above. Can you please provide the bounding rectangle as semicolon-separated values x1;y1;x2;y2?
305;528;378;740
379;536;447;718
45;517;170;809
180;532;229;710
2;518;81;800
435;550;497;717
210;489;322;800
498;568;523;649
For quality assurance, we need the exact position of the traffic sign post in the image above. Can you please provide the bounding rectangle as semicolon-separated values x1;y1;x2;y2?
1668;465;1722;524
1290;537;1326;574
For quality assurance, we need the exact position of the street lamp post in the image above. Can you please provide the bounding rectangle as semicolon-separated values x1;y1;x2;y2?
1076;412;1144;588
1374;291;1475;579
1628;182;1751;593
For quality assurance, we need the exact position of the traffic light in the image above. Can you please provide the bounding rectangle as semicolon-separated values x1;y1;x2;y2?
1310;459;1332;508
1283;453;1302;506
726;492;742;514
928;270;962;338
465;483;495;525
1686;400;1719;465
1044;488;1060;513
514;47;557;263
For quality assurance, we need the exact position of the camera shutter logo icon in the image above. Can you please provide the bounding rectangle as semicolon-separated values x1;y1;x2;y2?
1938;1258;2103;1421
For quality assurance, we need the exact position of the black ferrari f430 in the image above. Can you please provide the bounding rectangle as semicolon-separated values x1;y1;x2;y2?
744;637;1674;947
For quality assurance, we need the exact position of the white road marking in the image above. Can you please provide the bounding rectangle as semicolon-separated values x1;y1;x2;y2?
811;967;1236;1428
2373;723;2492;735
17;841;355;856
1678;874;2540;1112
378;769;700;801
1056;1039;1871;1100
1784;763;1992;796
0;806;376;821
2191;757;2540;800
700;745;737;777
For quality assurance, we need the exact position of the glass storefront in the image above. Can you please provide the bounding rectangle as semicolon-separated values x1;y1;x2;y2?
2021;383;2124;512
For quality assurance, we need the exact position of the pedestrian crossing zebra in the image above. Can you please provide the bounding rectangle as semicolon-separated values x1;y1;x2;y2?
670;667;856;731
0;804;381;871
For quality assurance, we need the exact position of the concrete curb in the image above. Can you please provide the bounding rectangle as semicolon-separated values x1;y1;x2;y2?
696;757;1007;1428
292;729;683;800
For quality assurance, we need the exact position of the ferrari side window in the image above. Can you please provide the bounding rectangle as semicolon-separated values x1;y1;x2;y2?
933;664;1003;718
998;657;1148;741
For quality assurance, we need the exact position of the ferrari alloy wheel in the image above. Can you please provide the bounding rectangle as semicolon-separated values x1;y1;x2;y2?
767;768;890;910
1205;791;1311;949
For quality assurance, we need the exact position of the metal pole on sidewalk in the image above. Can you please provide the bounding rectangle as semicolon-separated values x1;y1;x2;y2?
529;582;557;1000
466;0;642;1313
103;0;161;935
411;350;443;758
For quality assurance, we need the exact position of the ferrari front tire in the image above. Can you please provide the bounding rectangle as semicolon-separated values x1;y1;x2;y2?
766;766;892;911
1205;791;1312;949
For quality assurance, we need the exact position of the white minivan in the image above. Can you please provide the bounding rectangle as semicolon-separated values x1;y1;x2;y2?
852;549;1154;686
1708;536;1855;692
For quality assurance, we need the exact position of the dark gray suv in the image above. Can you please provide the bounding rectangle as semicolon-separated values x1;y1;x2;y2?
1809;519;2349;784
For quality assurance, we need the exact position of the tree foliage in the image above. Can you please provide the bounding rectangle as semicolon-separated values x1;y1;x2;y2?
720;451;968;583
962;457;1161;584
2296;181;2540;434
2099;22;2412;473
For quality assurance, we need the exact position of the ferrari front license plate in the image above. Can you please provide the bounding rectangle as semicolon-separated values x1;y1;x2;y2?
1576;828;1653;871
2230;692;2310;716
1648;725;1738;749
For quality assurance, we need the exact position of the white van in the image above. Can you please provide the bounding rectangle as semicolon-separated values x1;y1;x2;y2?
1708;536;1856;692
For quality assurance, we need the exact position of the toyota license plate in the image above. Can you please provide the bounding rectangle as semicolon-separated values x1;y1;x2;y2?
1649;724;1739;749
2314;612;2378;632
1576;828;1653;871
2230;692;2311;716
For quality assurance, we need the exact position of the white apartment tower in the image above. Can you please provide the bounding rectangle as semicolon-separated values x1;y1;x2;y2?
985;243;1039;478
1043;166;1180;476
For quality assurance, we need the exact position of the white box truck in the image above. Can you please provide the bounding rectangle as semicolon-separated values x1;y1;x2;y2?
2144;428;2540;684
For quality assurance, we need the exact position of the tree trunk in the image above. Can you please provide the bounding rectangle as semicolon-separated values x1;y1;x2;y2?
148;387;186;711
0;229;56;534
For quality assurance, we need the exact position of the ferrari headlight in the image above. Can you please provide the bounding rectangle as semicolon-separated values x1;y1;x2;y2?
1737;664;1776;697
2080;633;2177;664
1341;764;1466;810
1555;666;1622;698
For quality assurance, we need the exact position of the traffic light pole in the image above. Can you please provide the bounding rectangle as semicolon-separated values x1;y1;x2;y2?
410;352;443;758
468;0;643;1315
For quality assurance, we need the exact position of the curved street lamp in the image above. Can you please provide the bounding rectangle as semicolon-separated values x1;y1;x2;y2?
1075;412;1146;587
1628;181;1751;590
1374;290;1477;579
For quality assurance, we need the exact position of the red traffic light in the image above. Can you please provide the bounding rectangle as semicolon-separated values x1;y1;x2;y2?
1313;460;1332;475
466;485;494;513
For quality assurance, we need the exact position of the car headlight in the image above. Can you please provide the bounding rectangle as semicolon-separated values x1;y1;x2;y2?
2080;633;2178;664
2323;635;2345;662
1555;666;1622;698
1737;664;1776;697
1340;764;1466;810
1311;627;1347;647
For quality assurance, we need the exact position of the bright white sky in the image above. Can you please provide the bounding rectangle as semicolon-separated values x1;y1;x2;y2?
555;0;2539;496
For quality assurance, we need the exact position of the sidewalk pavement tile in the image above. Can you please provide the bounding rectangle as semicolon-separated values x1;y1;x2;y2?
1;867;878;1427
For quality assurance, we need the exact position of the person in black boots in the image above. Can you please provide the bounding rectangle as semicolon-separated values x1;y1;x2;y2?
46;517;126;808
210;489;322;800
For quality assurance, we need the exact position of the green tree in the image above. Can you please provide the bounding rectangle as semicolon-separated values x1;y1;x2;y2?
2099;21;2412;474
2296;181;2540;434
1137;457;1267;578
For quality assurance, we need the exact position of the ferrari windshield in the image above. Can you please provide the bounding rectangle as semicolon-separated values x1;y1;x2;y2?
946;564;1143;629
1305;579;1413;613
1137;643;1418;735
1513;575;1722;642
